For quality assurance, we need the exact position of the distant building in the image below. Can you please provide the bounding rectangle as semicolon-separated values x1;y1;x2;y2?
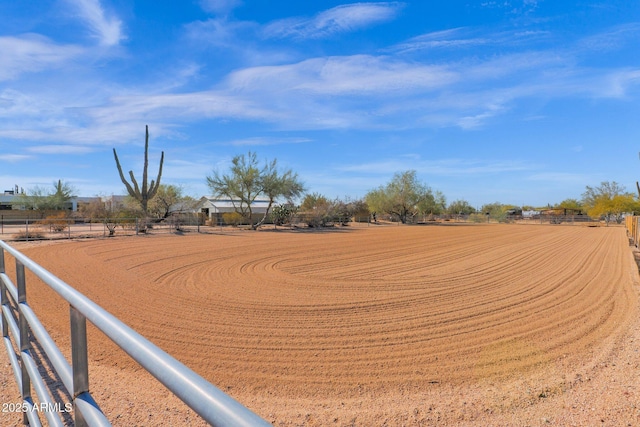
100;195;128;212
198;197;270;223
0;193;119;213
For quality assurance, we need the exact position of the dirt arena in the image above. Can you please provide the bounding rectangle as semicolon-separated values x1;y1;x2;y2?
2;223;640;426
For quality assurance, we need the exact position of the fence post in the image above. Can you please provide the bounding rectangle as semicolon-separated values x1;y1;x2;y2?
17;261;31;424
0;248;7;338
70;305;89;427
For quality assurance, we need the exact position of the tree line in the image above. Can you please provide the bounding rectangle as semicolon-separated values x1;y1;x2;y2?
12;126;640;227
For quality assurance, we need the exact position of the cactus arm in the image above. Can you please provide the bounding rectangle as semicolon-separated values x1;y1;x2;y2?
113;148;138;198
142;125;149;197
147;151;164;200
129;170;141;200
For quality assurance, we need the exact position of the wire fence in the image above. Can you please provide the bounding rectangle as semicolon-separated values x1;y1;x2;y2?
0;214;207;241
0;212;605;242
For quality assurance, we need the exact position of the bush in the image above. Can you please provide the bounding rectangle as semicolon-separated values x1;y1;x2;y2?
468;213;487;223
104;220;118;236
222;212;244;227
12;230;45;241
272;204;297;226
39;212;69;232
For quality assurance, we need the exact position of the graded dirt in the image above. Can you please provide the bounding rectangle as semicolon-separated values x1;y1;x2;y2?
1;224;639;426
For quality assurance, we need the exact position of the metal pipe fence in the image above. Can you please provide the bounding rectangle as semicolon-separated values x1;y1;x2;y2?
0;240;270;426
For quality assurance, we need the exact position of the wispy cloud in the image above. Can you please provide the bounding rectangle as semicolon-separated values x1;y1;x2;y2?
0;154;31;163
264;2;404;39
392;28;489;53
577;22;640;52
392;27;552;54
0;35;83;81
4;15;640;147
226;137;312;146
526;172;589;183
27;145;95;154
185;17;257;49
200;0;243;15
225;55;458;95
65;0;124;46
480;0;540;15
338;158;533;176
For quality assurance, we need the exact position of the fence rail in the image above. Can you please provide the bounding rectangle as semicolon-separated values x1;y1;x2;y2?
0;240;270;426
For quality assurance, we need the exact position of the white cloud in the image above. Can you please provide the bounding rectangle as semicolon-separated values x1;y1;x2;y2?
0;154;31;163
264;2;404;39
185;17;259;51
200;0;242;15
338;158;533;176
0;35;83;81
225;55;458;95
577;23;640;53
226;137;312;146
27;145;95;154
526;172;588;183
392;27;553;54
393;28;488;52
457;104;506;129
66;0;124;46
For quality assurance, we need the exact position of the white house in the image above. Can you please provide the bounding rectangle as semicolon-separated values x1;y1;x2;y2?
198;197;270;223
0;192;101;212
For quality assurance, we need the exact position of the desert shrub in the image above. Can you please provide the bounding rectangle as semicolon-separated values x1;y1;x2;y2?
272;204;297;226
222;212;244;227
104;220;118;236
468;213;486;223
13;230;45;241
39;212;69;232
299;193;336;227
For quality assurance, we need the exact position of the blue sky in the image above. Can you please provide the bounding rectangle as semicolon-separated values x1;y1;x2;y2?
1;0;640;208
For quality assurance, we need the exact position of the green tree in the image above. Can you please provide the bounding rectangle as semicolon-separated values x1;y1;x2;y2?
49;179;76;210
113;125;164;215
299;193;334;227
257;158;305;228
147;184;191;219
555;198;582;211
582;181;635;224
206;152;304;230
447;199;476;215
480;202;508;222
14;180;76;215
365;170;438;223
582;181;626;207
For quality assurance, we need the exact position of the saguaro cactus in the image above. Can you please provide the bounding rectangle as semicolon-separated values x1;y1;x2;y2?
113;125;164;214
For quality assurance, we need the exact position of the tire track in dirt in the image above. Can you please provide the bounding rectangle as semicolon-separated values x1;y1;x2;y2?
10;224;637;424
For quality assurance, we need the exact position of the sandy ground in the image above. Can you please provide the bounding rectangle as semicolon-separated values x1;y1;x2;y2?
1;223;639;426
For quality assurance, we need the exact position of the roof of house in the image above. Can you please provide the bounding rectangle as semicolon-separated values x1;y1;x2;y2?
199;197;270;213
